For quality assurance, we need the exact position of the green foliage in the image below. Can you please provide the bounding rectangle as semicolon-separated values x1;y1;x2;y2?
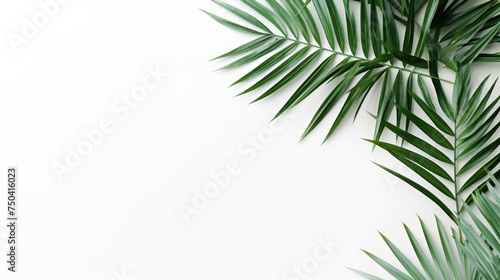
205;0;500;278
205;0;455;143
459;175;500;279
370;73;500;221
355;173;500;280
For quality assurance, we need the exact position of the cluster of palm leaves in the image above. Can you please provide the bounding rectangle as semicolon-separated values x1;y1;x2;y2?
205;0;500;278
353;174;500;280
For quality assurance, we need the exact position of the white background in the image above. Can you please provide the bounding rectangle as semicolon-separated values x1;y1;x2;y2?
0;0;495;279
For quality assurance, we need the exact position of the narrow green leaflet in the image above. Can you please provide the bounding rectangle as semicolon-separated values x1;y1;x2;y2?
251;49;322;103
202;10;264;35
475;53;500;63
383;121;453;164
291;0;321;44
388;150;455;198
218;38;286;70
362;250;414;280
371;2;383;56
281;0;311;42
265;0;299;38
326;70;385;139
274;54;338;119
211;0;272;33
458;138;500;176
210;35;273;60
302;61;361;140
460;154;500;193
455;21;500;65
312;0;336;50
379;233;427;280
393;71;405;131
458;76;491;127
360;0;371;57
403;0;415;56
417;75;435;110
372;71;394;143
231;42;298;86
428;47;454;120
239;46;311;95
344;0;358;54
241;0;287;35
382;41;429;68
380;0;400;51
403;224;441;280
408;90;454;136
326;0;346;52
415;0;439;56
372;164;455;219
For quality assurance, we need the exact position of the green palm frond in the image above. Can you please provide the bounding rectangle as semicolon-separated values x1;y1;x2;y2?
370;69;500;220
205;0;452;143
355;173;500;280
206;0;499;143
206;1;500;278
354;217;478;280
407;1;500;123
433;1;500;65
459;174;500;279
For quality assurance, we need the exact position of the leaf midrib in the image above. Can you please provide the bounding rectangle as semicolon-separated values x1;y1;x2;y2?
269;34;455;84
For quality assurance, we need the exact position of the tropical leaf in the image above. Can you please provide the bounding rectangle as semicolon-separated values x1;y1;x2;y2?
206;0;500;225
421;0;500;68
206;1;500;278
459;174;500;279
354;216;477;280
357;173;500;280
370;77;500;221
206;0;453;143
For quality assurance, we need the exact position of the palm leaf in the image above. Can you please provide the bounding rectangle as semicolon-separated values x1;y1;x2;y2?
370;77;500;221
355;216;477;279
358;174;500;279
206;0;453;143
